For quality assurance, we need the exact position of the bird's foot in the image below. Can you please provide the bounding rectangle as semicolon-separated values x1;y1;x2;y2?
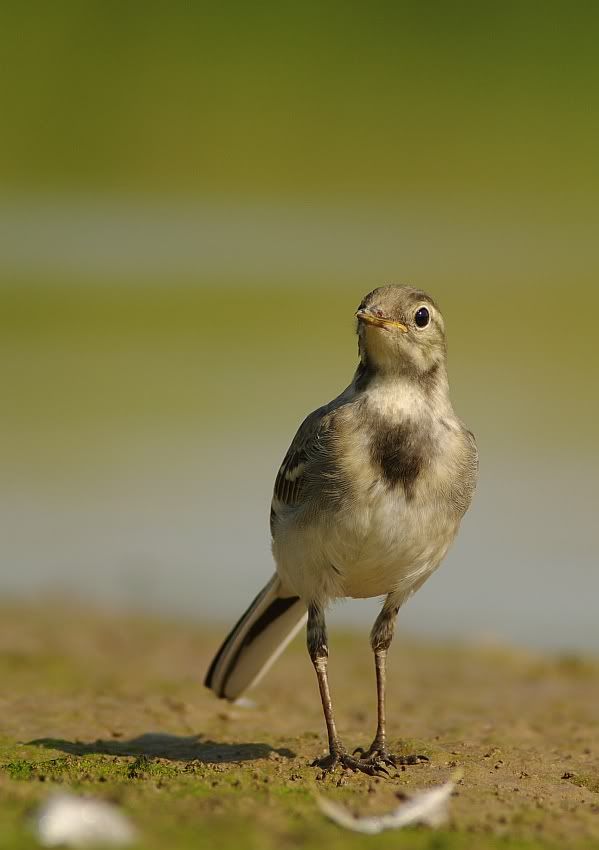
311;745;390;777
353;741;429;771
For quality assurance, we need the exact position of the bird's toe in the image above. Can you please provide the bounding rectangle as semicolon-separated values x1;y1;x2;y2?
354;743;429;771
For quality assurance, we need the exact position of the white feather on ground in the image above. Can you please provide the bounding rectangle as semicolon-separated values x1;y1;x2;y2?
233;697;257;708
317;771;461;834
33;792;137;847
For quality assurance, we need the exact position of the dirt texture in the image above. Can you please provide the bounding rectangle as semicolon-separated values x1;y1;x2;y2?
0;604;598;849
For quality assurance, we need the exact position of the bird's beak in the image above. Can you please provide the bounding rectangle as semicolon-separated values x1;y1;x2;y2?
355;309;408;333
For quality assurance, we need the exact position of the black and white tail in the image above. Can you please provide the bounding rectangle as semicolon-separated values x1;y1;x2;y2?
204;574;307;701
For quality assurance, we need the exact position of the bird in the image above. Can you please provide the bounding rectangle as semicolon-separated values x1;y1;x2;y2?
204;284;478;775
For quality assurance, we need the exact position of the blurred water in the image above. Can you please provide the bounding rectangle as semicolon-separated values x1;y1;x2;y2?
0;195;595;283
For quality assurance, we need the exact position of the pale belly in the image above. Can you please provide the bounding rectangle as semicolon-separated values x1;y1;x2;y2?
273;481;460;606
334;485;458;599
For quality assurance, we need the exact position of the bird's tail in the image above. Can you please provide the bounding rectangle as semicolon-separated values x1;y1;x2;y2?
204;574;307;701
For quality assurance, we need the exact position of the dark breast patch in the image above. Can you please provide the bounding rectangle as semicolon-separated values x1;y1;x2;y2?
369;418;429;498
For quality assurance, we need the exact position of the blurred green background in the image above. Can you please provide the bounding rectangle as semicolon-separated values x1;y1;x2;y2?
1;3;597;649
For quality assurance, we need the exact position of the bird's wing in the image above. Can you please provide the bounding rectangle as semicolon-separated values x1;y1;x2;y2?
270;403;337;532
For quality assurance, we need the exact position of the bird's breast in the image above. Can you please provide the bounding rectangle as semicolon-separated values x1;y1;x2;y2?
329;411;470;599
273;404;476;606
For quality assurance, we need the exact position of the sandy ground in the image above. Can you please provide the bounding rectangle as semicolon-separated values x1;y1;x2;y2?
0;603;598;849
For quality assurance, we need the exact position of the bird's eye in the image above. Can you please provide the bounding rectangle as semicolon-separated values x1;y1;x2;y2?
414;306;430;328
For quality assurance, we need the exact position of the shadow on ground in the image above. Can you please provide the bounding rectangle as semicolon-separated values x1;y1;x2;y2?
29;733;295;764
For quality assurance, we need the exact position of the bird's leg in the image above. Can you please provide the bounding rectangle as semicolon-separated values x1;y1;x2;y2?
354;598;429;769
308;604;386;776
371;646;390;752
308;604;339;758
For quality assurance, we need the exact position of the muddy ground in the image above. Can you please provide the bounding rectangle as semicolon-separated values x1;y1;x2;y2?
0;604;598;849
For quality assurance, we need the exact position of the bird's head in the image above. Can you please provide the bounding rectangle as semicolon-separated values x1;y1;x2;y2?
356;285;447;381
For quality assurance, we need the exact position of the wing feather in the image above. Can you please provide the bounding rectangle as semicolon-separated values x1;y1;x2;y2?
270;405;333;532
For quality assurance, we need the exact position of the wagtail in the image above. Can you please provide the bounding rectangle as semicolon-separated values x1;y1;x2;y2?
205;285;478;775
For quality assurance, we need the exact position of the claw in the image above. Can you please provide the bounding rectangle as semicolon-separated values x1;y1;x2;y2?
312;748;390;777
354;744;429;772
374;762;390;777
312;743;428;777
